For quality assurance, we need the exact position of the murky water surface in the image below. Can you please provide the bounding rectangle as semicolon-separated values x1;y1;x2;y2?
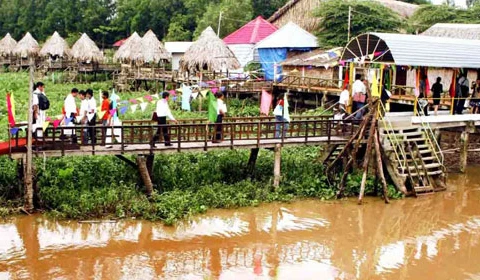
2;168;480;279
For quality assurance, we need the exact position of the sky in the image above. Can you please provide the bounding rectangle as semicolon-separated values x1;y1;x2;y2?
431;0;467;7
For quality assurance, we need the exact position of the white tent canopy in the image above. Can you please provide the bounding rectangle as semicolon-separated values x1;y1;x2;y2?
341;32;480;68
255;22;318;49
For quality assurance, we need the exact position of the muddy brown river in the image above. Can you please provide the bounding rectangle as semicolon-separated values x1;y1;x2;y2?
1;168;480;279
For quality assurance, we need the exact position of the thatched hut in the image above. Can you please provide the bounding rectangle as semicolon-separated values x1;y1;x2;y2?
39;31;71;58
12;32;40;67
0;33;17;65
12;32;39;57
137;30;171;64
0;33;17;57
113;32;142;63
180;26;240;73
422;23;480;40
267;0;418;32
71;33;104;62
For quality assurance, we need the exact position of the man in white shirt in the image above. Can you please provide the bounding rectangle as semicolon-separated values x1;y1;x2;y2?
213;92;227;143
352;74;367;119
339;84;350;115
152;92;177;147
86;89;97;144
32;82;46;138
63;88;78;142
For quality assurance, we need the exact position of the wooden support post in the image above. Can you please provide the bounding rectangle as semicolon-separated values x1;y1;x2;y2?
460;129;469;173
24;58;35;212
246;148;259;179
358;107;378;205
374;130;389;204
136;155;154;196
273;144;281;189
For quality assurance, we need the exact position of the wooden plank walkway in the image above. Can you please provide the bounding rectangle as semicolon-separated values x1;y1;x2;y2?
7;116;360;159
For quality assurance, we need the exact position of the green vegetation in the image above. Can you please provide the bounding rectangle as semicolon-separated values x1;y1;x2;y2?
407;4;480;33
0;0;289;44
314;0;403;48
0;147;402;222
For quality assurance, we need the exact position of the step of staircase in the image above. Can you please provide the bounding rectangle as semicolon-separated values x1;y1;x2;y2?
414;185;435;195
398;170;443;177
398;162;442;171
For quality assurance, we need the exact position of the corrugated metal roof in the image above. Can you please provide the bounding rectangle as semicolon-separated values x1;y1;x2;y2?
255;22;318;49
223;16;278;45
341;32;480;68
165;42;193;53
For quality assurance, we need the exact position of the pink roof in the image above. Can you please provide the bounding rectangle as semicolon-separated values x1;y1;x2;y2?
223;16;278;45
113;38;126;47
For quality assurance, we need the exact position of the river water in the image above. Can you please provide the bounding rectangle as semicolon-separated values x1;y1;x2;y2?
1;168;480;280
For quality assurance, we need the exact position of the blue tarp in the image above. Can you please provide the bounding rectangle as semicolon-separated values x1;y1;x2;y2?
258;48;287;81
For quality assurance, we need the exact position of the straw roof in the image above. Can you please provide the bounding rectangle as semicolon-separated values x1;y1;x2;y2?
113;32;142;62
39;31;71;58
71;33;104;62
180;27;240;72
0;33;17;56
137;30;171;63
12;32;39;58
422;23;480;40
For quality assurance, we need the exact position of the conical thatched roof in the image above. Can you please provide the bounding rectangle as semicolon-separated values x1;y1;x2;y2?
71;33;104;62
137;30;171;63
422;23;480;40
0;33;17;56
180;27;240;72
12;32;39;58
39;31;71;58
113;32;142;62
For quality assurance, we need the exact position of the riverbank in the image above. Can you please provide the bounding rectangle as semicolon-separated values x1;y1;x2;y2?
0;146;402;224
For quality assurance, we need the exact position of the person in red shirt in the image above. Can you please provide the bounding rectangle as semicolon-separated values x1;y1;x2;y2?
101;91;110;126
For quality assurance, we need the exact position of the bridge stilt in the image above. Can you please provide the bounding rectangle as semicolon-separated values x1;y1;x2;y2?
246;148;259;179
136;155;154;196
273;144;281;189
460;130;469;173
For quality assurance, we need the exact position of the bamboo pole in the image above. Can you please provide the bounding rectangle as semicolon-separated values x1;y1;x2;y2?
24;57;35;212
358;106;378;205
374;129;390;204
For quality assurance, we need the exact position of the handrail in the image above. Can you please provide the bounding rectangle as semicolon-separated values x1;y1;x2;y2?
7;118;359;156
318;101;339;116
416;106;445;171
344;103;370;121
378;101;408;173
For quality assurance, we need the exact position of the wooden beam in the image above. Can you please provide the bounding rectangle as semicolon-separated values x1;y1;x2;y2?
246;148;259;179
115;154;137;169
273;144;281;189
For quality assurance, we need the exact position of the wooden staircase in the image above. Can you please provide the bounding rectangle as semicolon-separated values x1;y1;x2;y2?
380;125;446;196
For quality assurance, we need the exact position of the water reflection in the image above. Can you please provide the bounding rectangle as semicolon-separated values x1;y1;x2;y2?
1;168;480;279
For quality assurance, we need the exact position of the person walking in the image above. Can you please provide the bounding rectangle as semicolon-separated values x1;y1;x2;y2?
352;74;367;120
63;88;78;143
32;82;49;138
213;92;227;143
86;89;97;143
100;91;111;145
417;74;429;116
273;98;288;138
431;77;443;116
152;91;177;147
78;90;89;144
455;73;469;115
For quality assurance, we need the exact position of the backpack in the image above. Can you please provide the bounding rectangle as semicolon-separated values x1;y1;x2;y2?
37;93;50;110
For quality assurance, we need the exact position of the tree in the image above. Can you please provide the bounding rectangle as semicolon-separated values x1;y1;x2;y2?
252;0;289;19
407;4;479;33
314;0;402;48
194;0;253;39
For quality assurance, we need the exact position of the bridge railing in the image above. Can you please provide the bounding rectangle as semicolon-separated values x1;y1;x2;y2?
13;118;360;155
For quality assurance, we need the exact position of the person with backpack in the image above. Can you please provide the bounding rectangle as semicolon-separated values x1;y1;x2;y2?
32;82;49;137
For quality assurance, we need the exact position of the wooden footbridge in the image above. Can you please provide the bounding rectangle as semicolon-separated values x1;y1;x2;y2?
6;115;358;158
